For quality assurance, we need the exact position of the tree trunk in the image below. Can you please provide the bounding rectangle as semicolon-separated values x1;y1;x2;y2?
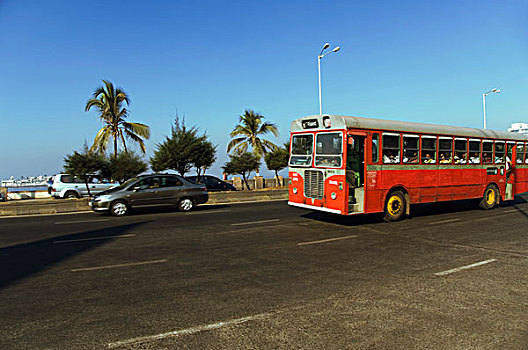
242;173;251;191
275;170;281;186
84;178;92;197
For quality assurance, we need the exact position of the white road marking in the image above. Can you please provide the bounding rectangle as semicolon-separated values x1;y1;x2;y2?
429;218;461;225
107;311;273;348
434;258;497;277
297;235;357;246
53;234;136;244
231;219;280;226
503;209;517;213
55;219;110;225
185;209;231;215
71;259;167;272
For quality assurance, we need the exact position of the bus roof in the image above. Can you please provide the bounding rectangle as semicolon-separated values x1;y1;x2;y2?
291;115;528;141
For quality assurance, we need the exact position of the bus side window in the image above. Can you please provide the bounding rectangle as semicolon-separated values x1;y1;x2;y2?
439;138;453;164
494;142;505;163
421;137;437;164
517;143;526;164
382;134;400;164
372;134;379;163
468;140;481;163
482;141;493;164
402;135;419;163
454;139;468;164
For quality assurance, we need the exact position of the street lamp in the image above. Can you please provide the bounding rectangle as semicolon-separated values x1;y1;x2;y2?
482;88;500;129
318;43;341;116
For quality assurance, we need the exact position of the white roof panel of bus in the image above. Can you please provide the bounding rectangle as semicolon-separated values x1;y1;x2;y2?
291;115;528;142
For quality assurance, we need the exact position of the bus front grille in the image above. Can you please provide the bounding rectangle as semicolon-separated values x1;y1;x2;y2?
304;170;324;199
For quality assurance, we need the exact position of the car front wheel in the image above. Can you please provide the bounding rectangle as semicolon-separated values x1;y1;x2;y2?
111;200;128;216
178;198;194;212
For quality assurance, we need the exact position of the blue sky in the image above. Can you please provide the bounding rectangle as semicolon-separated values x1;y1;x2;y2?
1;0;527;180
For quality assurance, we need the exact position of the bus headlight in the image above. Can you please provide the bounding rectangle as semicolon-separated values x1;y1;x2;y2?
331;192;337;200
293;187;298;194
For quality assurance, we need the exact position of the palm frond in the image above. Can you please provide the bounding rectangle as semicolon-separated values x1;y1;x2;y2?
123;122;151;139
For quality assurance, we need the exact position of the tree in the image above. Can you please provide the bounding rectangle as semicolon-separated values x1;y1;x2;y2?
151;116;217;176
192;140;217;182
63;144;106;197
265;146;289;186
107;151;148;183
85;80;151;157
227;109;279;174
222;152;259;190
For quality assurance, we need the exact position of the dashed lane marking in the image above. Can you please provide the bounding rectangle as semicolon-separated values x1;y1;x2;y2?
53;234;136;244
231;219;280;226
55;219;110;225
297;235;357;246
107;311;273;348
71;259;167;272
429;218;461;225
434;258;497;277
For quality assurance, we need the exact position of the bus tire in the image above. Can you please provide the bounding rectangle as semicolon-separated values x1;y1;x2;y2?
479;185;498;210
384;191;406;222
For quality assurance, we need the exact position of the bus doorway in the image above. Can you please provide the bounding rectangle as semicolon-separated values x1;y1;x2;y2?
505;143;515;200
346;134;365;213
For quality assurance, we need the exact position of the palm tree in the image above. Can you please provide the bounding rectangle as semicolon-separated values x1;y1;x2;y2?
85;80;150;157
227;109;279;174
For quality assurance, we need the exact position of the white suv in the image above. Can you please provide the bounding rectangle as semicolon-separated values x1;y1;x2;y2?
50;174;116;199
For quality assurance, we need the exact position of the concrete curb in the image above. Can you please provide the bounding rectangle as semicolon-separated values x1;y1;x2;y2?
0;189;288;217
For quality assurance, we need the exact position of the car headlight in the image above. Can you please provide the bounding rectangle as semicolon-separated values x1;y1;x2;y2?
96;195;112;201
331;192;337;200
293;187;298;194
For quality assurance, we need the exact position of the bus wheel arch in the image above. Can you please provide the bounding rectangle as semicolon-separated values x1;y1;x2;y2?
479;183;499;210
383;187;409;222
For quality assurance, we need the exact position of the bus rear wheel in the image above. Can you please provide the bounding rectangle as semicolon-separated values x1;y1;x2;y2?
384;191;406;222
479;185;498;210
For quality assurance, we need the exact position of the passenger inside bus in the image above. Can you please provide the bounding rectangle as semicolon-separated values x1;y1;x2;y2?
403;152;418;163
469;153;480;163
383;151;399;163
346;136;364;187
423;153;436;163
439;153;451;164
483;153;492;163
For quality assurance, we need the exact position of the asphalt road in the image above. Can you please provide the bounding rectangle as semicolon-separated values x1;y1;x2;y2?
0;197;527;349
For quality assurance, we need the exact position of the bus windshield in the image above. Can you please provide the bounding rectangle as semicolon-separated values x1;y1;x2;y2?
315;132;342;167
290;134;313;166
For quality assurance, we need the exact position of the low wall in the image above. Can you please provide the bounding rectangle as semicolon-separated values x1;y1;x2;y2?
0;188;289;217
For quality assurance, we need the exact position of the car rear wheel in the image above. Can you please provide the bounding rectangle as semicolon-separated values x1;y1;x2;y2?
64;191;79;199
178;198;194;212
111;200;128;216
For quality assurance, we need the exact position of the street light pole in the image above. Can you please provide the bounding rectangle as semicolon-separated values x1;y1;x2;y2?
318;43;340;116
482;88;500;129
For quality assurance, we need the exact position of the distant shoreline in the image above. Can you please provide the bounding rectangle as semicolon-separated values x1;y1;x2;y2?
2;186;47;192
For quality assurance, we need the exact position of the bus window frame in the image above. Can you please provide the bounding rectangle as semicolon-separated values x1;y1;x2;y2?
454;138;468;164
402;134;419;164
494;141;506;164
438;136;453;164
468;138;481;164
289;132;315;167
371;133;380;164
314;131;344;169
382;132;401;164
421;135;437;164
482;140;493;164
517;142;527;164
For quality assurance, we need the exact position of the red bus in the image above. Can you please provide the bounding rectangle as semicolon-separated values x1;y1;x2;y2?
288;115;528;221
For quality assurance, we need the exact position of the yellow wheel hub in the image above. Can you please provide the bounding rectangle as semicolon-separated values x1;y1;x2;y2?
388;195;402;216
486;189;495;205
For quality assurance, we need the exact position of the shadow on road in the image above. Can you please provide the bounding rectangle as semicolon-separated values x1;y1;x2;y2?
0;221;149;289
300;195;528;227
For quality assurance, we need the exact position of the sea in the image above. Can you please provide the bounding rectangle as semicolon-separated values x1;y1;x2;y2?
3;186;47;192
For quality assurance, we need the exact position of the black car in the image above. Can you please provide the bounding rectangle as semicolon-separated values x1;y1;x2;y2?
186;175;236;191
